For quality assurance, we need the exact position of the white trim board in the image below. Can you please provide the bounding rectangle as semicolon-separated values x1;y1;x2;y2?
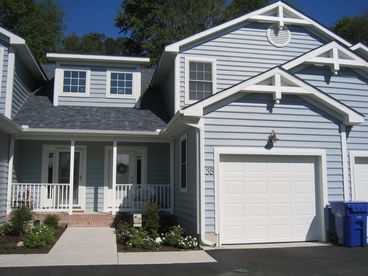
181;67;364;125
0;47;4;98
47;53;150;64
349;151;368;201
213;147;328;245
4;49;15;118
165;2;351;53
179;133;188;193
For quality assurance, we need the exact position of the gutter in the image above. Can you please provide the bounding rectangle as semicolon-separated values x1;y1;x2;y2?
20;127;162;136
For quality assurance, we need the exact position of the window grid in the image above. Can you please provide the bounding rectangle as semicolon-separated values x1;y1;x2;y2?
189;61;212;101
110;73;133;95
63;71;86;93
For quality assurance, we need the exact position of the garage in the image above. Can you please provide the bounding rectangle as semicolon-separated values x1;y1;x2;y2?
219;154;321;244
352;157;368;201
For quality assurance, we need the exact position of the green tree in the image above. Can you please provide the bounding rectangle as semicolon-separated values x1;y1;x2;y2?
0;0;65;63
333;12;368;45
222;0;268;22
115;0;269;65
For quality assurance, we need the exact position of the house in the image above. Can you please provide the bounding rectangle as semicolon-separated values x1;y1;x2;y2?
1;1;368;246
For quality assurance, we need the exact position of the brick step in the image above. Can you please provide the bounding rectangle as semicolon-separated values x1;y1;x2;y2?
33;213;115;228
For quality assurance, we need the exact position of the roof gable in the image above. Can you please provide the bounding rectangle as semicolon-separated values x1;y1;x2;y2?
181;67;364;125
165;1;351;53
283;41;368;74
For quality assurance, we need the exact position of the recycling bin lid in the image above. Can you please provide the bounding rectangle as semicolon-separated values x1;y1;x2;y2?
345;202;368;212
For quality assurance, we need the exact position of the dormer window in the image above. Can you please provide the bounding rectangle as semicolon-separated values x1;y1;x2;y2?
57;68;91;97
110;72;133;95
63;70;87;93
106;71;140;98
185;57;217;104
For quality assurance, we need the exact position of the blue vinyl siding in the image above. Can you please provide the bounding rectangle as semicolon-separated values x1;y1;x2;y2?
0;131;9;222
13;140;170;212
11;58;37;117
203;93;343;232
179;22;327;109
58;65;140;108
0;40;9;115
174;127;198;235
295;66;368;198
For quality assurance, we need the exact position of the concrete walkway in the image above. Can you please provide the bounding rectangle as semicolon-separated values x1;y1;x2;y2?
0;227;216;267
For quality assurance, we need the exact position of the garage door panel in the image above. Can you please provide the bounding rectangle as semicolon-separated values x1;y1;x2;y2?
220;154;319;244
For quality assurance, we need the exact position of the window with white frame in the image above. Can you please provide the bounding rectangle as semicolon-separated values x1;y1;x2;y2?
109;72;133;95
180;135;187;192
187;59;215;102
63;70;87;93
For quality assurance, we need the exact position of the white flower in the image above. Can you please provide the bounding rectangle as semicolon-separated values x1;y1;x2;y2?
155;237;162;244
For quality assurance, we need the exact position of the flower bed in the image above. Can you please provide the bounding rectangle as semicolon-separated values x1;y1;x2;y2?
0;208;66;254
115;204;200;252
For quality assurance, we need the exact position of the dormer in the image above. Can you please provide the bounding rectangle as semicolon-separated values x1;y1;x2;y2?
47;53;150;108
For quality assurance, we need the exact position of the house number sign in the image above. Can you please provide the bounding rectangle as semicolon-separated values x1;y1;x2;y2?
205;166;214;175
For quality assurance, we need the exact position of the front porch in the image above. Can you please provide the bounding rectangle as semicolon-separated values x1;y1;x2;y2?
8;139;173;215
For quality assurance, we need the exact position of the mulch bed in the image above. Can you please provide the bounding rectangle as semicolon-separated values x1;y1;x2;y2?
0;225;67;254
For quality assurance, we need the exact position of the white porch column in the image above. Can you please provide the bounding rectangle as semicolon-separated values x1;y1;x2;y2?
112;141;117;215
170;139;174;213
6;136;14;215
68;140;75;215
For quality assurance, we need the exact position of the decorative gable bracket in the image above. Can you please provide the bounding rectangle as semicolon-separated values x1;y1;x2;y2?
283;42;368;75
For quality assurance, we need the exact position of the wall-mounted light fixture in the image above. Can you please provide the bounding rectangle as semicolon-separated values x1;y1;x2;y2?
268;130;279;144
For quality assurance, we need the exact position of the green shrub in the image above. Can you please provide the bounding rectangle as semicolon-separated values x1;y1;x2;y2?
124;227;158;250
9;206;33;236
116;222;131;244
23;224;55;248
159;211;177;233
162;225;184;247
162;225;198;249
177;236;198;249
142;202;160;234
43;215;59;229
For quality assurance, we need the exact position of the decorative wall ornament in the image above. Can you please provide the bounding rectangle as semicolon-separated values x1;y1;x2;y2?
117;163;128;174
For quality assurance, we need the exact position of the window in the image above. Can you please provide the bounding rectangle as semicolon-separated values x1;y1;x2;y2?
185;58;216;104
106;71;140;98
63;70;87;93
180;135;187;192
110;72;133;95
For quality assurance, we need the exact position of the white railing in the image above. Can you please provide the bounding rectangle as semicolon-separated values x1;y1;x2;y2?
10;183;70;212
116;184;172;212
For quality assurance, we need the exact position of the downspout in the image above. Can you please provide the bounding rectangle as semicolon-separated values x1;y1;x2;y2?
186;118;216;247
340;124;350;201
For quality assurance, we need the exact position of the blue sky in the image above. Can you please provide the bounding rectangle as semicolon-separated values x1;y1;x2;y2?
58;0;368;38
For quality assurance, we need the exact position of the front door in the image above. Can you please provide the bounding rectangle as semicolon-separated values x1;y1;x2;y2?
42;145;86;209
105;147;147;211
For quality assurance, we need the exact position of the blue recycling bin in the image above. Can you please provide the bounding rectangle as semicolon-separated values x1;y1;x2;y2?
330;202;368;247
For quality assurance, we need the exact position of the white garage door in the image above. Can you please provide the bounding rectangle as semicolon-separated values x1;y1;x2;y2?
219;155;320;244
353;157;368;201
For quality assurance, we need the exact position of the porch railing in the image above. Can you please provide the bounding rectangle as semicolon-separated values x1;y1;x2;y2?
10;183;70;212
116;184;171;212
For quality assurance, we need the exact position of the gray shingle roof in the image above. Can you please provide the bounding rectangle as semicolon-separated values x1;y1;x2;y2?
13;85;168;132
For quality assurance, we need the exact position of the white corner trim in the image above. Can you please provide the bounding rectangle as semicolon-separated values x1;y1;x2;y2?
4;49;15;118
184;56;217;105
179;132;188;193
349;150;368;201
164;2;351;53
58;68;91;98
6;136;14;215
213;147;328;244
340;125;349;201
105;70;140;99
174;54;180;113
0;47;4;98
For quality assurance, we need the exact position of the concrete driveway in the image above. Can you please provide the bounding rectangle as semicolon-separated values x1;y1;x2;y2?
0;245;367;275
